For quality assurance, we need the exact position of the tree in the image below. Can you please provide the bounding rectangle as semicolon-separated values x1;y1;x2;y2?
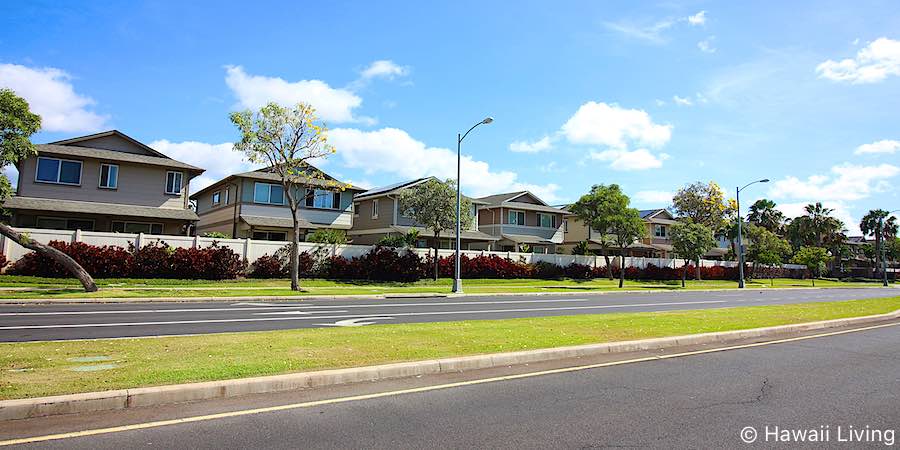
860;209;898;279
671;181;735;232
569;184;630;279
745;224;791;285
0;89;98;292
377;229;420;248
670;221;717;287
571;241;592;256
398;178;473;280
747;199;785;233
230;102;340;291
792;246;829;286
785;203;846;275
306;228;347;244
609;208;647;288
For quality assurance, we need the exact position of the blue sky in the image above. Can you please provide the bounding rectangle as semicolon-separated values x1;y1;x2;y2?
2;0;899;234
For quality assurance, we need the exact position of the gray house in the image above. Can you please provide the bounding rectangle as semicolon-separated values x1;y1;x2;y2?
191;166;364;241
4;130;203;235
476;191;569;253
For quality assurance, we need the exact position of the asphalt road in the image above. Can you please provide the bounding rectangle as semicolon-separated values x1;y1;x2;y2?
7;313;900;448
0;287;895;342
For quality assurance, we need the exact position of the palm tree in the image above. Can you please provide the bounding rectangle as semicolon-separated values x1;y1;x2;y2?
747;199;785;233
786;203;846;275
860;209;899;278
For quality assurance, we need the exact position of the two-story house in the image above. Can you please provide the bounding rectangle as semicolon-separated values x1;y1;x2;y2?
191;166;363;241
348;177;498;249
560;208;728;259
4;130;203;235
476;191;569;253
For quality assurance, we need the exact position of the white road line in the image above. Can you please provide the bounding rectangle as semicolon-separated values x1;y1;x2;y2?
254;310;347;316
0;300;728;330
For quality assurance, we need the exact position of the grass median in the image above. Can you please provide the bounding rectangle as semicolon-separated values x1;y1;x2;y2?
0;276;887;300
2;296;899;400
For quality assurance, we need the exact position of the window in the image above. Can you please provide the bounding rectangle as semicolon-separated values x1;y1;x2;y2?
35;157;82;185
112;221;163;234
99;164;118;189
254;182;284;205
507;210;525;225
305;189;341;209
563;219;569;233
252;231;287;241
224;188;230;205
538;213;556;228
416;239;428;248
165;171;183;194
654;224;667;238
36;217;96;231
372;199;379;218
212;191;221;205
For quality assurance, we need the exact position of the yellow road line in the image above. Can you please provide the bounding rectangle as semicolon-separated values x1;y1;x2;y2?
2;320;898;447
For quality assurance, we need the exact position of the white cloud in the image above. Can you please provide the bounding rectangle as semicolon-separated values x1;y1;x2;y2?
633;190;674;204
768;163;899;202
697;36;717;53
855;139;900;155
329;127;560;201
224;65;367;124
687;11;707;26
672;95;693;106
509;135;553;153
561;101;672;149
816;37;900;84
149;140;261;193
590;148;669;171
359;60;409;81
0;64;109;133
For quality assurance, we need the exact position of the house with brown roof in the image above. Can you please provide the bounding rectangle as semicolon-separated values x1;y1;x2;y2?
190;166;364;241
4;130;203;235
348;177;499;249
475;191;569;253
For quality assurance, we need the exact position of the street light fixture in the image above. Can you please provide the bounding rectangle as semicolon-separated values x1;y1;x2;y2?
453;116;493;294
880;209;899;287
736;178;769;288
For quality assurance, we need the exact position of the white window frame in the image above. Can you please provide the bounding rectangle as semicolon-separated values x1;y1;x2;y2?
98;163;118;189
563;219;569;233
372;199;379;219
35;216;94;231
35;156;83;186
112;221;164;235
305;189;340;210
212;190;221;206
538;213;556;228
165;171;183;195
224;188;230;205
253;182;284;205
654;224;667;238
507;209;525;226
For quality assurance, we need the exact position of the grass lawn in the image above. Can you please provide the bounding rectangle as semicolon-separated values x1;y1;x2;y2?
0;275;889;300
2;296;898;400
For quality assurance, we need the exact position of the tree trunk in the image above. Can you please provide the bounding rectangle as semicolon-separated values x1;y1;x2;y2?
696;257;702;281
682;259;687;288
618;252;625;288
603;247;613;280
0;223;97;292
433;231;440;281
290;207;301;291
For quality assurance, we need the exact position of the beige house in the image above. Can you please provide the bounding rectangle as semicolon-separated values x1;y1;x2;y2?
4;130;203;235
476;191;569;253
191;167;364;241
560;208;728;259
348;177;498;249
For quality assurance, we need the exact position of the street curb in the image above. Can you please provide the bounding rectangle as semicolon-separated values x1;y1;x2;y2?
2;308;898;421
0;285;893;305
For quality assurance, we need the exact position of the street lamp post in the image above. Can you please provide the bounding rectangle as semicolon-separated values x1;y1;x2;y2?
453;117;493;294
881;209;899;287
736;178;770;288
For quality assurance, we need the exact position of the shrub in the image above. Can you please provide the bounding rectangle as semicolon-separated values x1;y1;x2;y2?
563;263;594;280
171;243;246;280
306;229;347;244
532;261;564;279
249;254;287;278
8;241;132;278
130;242;173;278
0;252;7;271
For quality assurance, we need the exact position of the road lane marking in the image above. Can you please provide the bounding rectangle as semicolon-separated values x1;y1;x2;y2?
2;320;897;447
317;317;394;327
254;310;347;316
0;300;728;330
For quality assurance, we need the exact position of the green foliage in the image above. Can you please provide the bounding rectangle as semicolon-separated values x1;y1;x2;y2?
860;209;898;241
398;178;472;243
306;228;347;244
792;246;830;280
519;243;532;253
571;241;593;255
202;232;229;239
0;89;41;202
671;181;735;232
747;199;785;233
569;184;630;250
745;224;791;267
785;202;845;249
377;229;421;248
670;221;717;263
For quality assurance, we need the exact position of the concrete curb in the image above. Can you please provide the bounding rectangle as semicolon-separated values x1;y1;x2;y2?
2;308;898;421
0;285;894;305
